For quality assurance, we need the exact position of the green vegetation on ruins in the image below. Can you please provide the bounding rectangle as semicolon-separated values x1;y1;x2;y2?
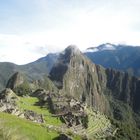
17;96;62;126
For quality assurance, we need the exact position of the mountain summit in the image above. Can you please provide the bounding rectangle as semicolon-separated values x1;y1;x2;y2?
64;45;81;55
85;43;117;53
59;45;81;64
50;46;108;112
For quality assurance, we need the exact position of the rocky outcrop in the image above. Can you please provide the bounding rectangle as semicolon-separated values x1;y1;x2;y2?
6;72;24;90
0;88;25;118
50;45;81;89
24;110;44;123
50;46;109;113
31;88;50;101
6;72;33;96
0;88;18;112
0;88;18;101
56;134;72;140
105;68;140;113
0;88;44;123
53;134;72;140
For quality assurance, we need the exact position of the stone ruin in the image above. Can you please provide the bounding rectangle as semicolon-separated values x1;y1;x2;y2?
32;88;88;127
0;88;44;123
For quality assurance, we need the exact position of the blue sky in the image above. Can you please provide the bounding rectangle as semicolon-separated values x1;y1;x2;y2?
0;0;140;64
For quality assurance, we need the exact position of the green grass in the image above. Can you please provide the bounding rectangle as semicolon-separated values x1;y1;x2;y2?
0;96;63;140
17;96;62;126
0;112;59;140
15;96;89;140
0;96;113;140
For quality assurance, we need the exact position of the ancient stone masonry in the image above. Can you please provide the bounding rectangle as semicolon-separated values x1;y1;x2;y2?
32;88;88;128
46;94;88;128
0;88;45;123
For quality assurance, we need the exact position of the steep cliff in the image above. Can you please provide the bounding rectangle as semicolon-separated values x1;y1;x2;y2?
50;46;109;113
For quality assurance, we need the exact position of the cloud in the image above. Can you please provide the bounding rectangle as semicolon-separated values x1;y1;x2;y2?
0;34;46;64
0;0;140;64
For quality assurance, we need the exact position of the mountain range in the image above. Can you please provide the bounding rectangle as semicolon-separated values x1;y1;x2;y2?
85;43;140;77
1;43;140;91
0;44;140;139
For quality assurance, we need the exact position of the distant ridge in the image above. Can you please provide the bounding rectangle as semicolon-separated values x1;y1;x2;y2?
85;43;140;77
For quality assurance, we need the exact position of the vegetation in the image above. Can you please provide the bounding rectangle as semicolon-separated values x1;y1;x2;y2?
14;82;31;96
81;115;88;128
107;98;140;140
36;76;58;92
85;44;140;77
17;96;62;126
0;112;59;140
0;96;93;140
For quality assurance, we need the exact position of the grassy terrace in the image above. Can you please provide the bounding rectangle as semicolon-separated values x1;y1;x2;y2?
0;96;62;140
0;96;113;140
0;96;83;140
17;96;62;126
0;96;82;140
0;97;62;140
0;112;59;140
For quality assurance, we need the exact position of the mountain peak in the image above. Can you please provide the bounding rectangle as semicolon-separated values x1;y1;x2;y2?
64;45;81;56
6;72;24;90
85;43;117;53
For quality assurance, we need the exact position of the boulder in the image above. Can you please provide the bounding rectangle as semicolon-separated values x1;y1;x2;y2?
24;110;44;123
0;88;18;103
54;134;72;140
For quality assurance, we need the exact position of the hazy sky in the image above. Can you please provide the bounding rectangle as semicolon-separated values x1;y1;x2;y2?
0;0;140;64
